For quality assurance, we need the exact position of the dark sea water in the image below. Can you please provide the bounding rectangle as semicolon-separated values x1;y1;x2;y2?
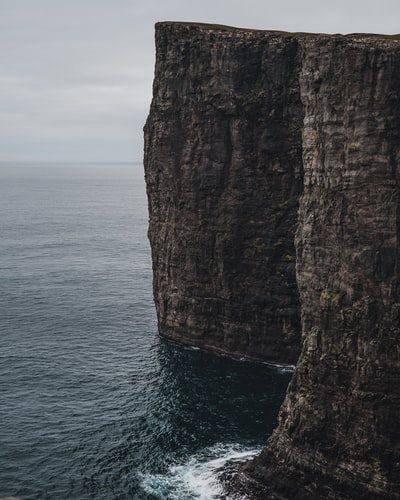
0;163;292;500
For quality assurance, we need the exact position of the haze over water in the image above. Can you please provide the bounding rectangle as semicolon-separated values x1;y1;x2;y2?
0;163;291;499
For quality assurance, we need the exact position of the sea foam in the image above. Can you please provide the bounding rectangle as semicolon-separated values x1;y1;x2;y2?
140;443;260;499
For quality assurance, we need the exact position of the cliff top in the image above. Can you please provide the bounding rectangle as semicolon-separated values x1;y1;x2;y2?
156;21;400;42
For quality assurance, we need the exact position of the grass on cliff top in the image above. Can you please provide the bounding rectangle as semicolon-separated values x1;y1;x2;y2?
349;33;400;39
157;21;400;39
157;21;310;35
158;21;285;33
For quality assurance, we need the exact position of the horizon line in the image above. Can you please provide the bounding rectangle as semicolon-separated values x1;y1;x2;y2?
0;160;143;165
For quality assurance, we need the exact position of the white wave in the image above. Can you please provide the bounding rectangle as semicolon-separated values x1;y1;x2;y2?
274;364;296;374
140;443;260;499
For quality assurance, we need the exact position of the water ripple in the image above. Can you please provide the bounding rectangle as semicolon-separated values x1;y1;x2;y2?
0;164;291;499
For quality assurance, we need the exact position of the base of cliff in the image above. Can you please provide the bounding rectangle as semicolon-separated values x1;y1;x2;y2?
218;454;395;500
218;460;283;499
159;335;297;370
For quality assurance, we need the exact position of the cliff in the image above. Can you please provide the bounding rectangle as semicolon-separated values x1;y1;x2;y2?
144;23;400;499
243;33;400;499
144;23;303;364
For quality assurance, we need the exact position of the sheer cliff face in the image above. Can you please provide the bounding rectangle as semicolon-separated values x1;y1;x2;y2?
145;23;400;499
144;23;303;364
246;37;400;498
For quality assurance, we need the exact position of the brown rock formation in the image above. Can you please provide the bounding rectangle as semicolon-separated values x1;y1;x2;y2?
144;22;400;499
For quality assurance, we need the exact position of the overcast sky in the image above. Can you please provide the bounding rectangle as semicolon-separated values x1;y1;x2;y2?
1;0;400;163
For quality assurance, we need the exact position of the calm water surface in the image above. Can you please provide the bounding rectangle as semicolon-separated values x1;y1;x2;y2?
0;163;291;499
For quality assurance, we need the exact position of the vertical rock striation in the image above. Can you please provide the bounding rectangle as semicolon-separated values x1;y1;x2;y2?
245;36;400;499
144;22;400;499
144;23;303;364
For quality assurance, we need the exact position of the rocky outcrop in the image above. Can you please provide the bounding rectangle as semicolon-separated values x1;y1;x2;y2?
243;34;400;499
144;23;400;499
144;23;303;364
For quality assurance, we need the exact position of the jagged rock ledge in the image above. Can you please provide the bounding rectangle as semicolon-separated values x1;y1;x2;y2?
144;22;400;499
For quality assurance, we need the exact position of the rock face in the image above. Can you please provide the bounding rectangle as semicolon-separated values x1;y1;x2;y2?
144;23;303;364
244;34;400;499
144;22;400;499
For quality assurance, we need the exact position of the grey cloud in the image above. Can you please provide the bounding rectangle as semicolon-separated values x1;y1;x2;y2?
1;0;399;161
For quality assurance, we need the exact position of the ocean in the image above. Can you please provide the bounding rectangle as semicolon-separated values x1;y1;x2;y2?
0;163;292;499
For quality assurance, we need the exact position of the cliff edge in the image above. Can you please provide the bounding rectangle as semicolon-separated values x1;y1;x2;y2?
144;22;303;364
144;22;400;499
